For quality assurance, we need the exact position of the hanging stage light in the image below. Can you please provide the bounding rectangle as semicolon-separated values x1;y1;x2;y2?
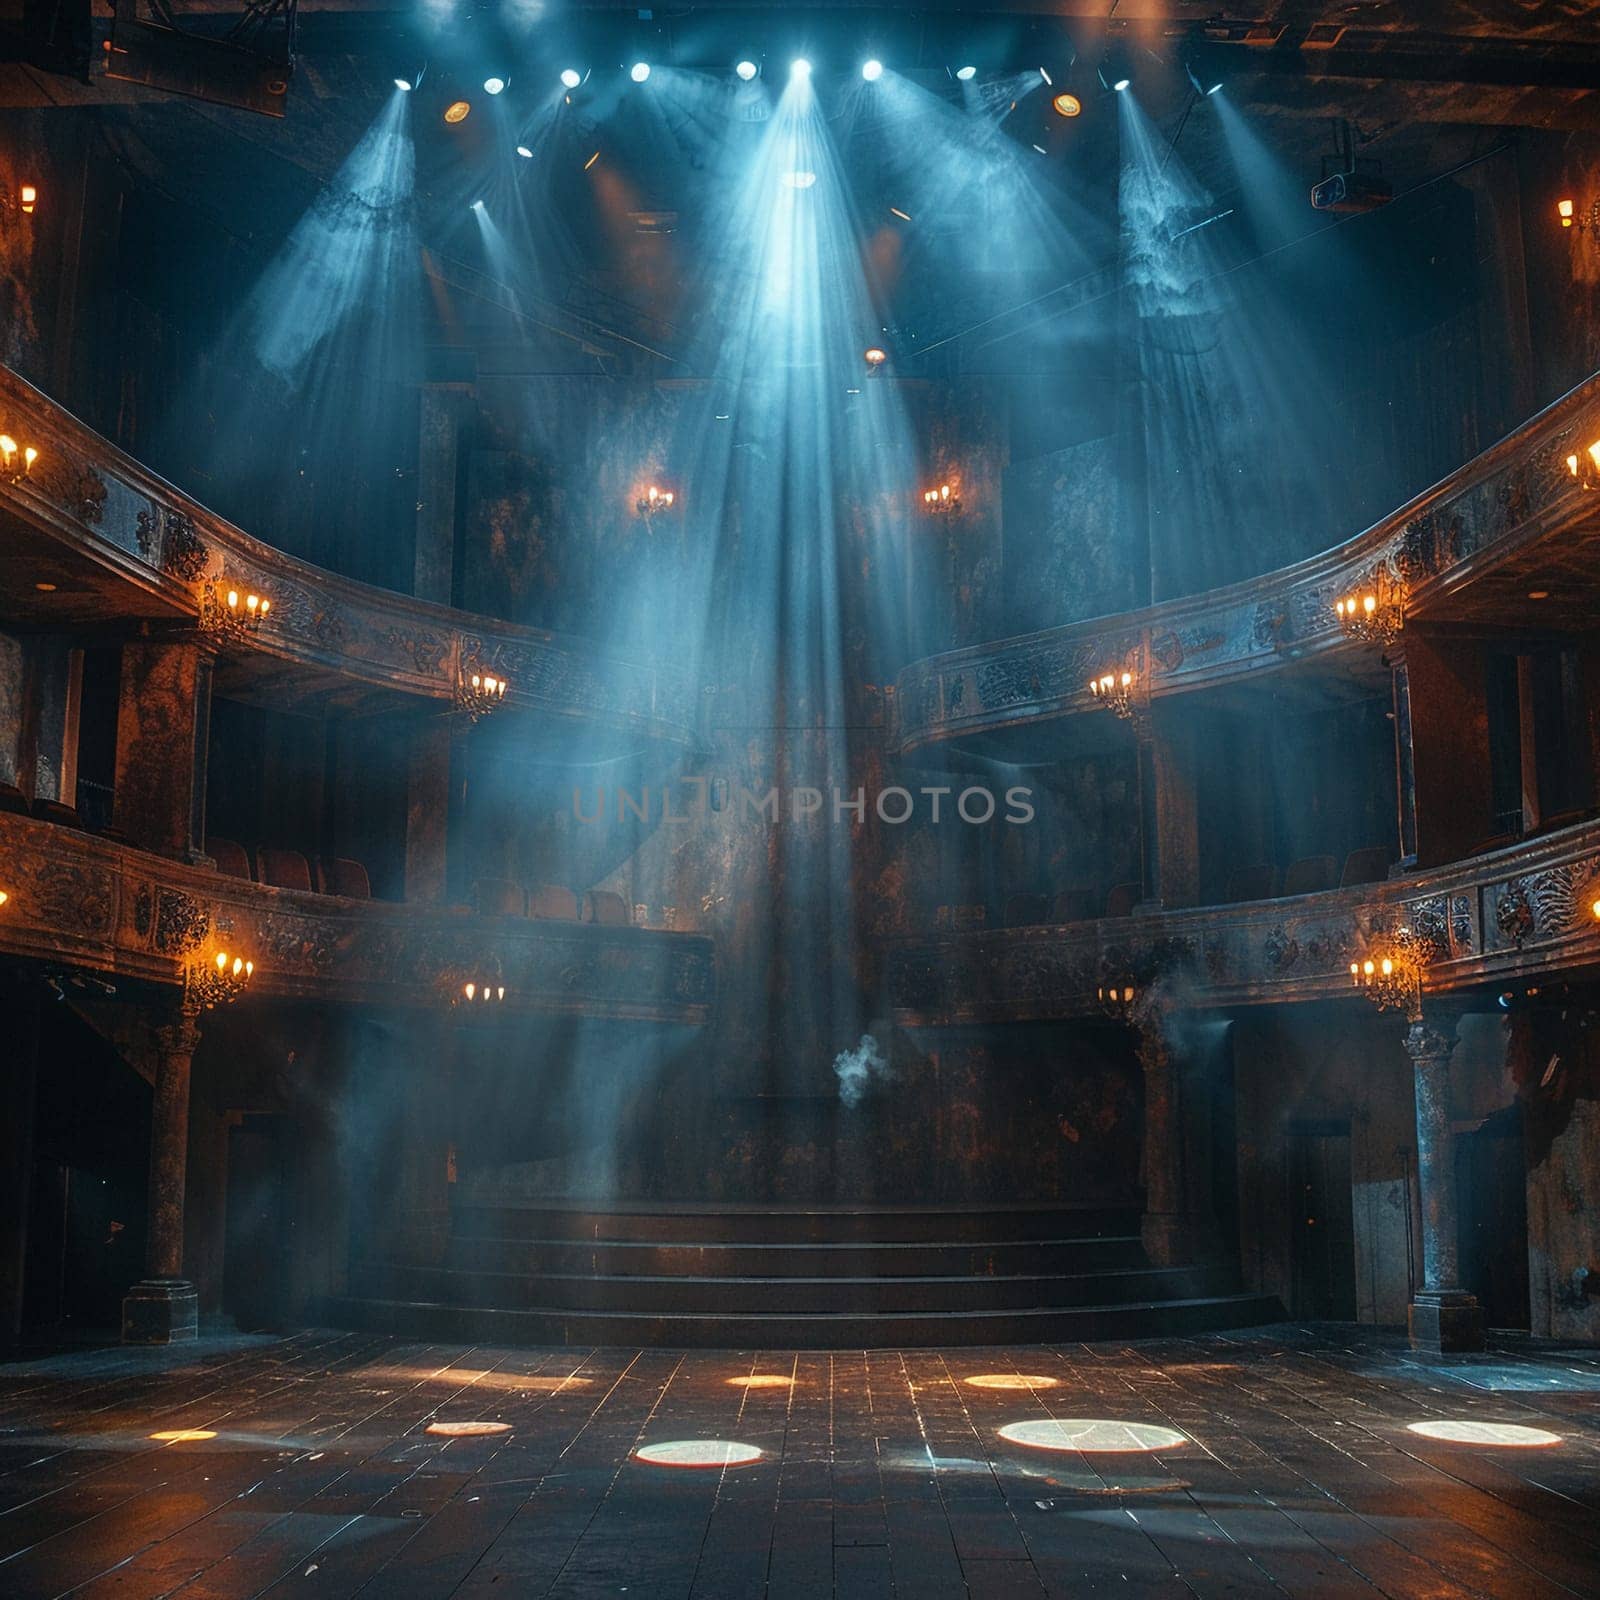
1052;92;1082;117
862;59;883;82
1182;40;1226;97
630;62;651;83
1099;43;1134;93
955;65;977;81
444;99;472;124
484;76;506;95
560;67;582;88
515;145;533;159
735;59;759;81
791;58;812;79
395;68;424;92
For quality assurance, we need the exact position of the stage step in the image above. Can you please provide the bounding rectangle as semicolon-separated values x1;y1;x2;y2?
320;1292;1284;1350
326;1200;1278;1348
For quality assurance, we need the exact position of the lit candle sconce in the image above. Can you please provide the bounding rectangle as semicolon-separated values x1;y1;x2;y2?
922;483;961;515
18;184;36;215
1096;979;1136;1019
1557;196;1599;237
1332;561;1405;647
0;434;39;483
455;667;509;723
1349;924;1429;1022
1088;668;1137;720
445;959;508;1010
636;485;677;516
1566;438;1600;490
0;887;9;910
185;948;256;1011
200;580;272;643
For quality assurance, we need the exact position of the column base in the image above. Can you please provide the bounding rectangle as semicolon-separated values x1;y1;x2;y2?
122;1278;199;1344
1141;1212;1188;1268
1408;1289;1484;1354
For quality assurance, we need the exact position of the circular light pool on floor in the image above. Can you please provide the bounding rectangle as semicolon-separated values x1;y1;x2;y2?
728;1375;793;1388
425;1420;512;1437
1406;1420;1562;1447
634;1439;763;1468
964;1374;1060;1390
150;1428;217;1442
998;1419;1187;1453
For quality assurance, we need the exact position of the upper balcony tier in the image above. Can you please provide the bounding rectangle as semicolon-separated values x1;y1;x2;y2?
892;372;1600;759
0;366;697;749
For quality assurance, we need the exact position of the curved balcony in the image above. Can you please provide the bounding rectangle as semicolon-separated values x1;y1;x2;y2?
888;818;1600;1026
891;372;1600;756
0;814;714;1023
0;366;697;745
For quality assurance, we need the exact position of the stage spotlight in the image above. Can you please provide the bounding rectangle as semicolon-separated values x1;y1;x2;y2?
470;199;486;211
484;76;506;95
735;59;759;81
791;58;811;79
1038;66;1053;85
1099;44;1134;93
1052;92;1082;117
444;100;472;124
560;67;582;88
1182;40;1226;96
395;73;419;92
864;346;887;366
862;59;883;81
515;145;533;158
955;65;977;81
630;61;651;83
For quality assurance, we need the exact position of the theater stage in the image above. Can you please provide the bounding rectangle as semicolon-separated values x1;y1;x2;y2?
1;1326;1597;1597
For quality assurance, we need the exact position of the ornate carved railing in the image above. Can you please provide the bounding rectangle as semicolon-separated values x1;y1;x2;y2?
0;366;697;745
0;816;715;1023
888;819;1600;1025
892;373;1600;754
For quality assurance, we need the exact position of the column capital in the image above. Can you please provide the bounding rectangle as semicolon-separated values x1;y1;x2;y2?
155;1009;203;1059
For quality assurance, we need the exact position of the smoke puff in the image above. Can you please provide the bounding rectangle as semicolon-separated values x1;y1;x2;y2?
834;1034;891;1107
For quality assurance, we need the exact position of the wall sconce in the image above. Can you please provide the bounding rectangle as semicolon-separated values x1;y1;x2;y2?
17;184;36;215
0;888;9;909
1097;979;1136;1018
922;484;961;514
1567;438;1600;489
1557;197;1599;236
1088;668;1137;720
1349;925;1429;1022
185;948;255;1011
636;485;676;516
455;668;508;723
445;960;507;1008
0;435;39;483
200;581;272;642
1333;562;1405;647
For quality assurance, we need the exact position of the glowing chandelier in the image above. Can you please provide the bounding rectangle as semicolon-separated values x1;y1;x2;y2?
1349;925;1431;1022
456;668;508;723
185;948;256;1010
1333;561;1405;647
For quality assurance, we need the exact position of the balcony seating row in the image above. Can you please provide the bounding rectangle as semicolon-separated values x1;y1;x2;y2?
470;878;631;926
206;838;373;900
0;783;133;845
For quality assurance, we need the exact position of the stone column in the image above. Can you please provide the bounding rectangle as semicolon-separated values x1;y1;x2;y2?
122;1009;203;1343
1136;713;1199;911
414;380;475;605
1404;1008;1484;1353
113;640;215;863
1134;1016;1186;1266
405;716;456;904
1390;654;1418;868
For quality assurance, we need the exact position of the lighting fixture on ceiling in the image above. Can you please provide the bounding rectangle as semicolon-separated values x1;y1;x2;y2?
1099;43;1134;92
1052;92;1082;117
637;485;676;515
515;144;533;159
444;100;471;124
735;59;758;81
955;65;976;81
630;61;651;83
791;58;811;79
862;59;883;82
863;346;888;367
483;76;506;94
560;67;582;88
394;67;424;92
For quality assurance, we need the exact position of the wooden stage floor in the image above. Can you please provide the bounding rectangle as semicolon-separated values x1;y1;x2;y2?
1;1325;1598;1598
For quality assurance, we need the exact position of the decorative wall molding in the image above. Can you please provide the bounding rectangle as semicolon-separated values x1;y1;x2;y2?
892;380;1600;753
888;820;1600;1025
0;815;715;1024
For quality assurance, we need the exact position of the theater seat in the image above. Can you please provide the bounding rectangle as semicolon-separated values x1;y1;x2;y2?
1281;855;1338;896
583;889;631;926
30;798;84;829
1225;863;1277;902
1339;846;1391;888
1003;893;1051;928
1104;882;1140;918
1050;888;1097;924
0;782;28;815
318;857;372;900
528;884;580;920
207;838;252;880
473;878;526;917
257;847;314;893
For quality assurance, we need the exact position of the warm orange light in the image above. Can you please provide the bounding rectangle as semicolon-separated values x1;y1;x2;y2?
1559;198;1575;225
1051;92;1082;117
19;184;35;214
425;1420;511;1437
0;890;9;909
444;100;472;124
728;1375;794;1388
1591;896;1600;921
863;347;887;366
964;1373;1060;1390
150;1428;216;1442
